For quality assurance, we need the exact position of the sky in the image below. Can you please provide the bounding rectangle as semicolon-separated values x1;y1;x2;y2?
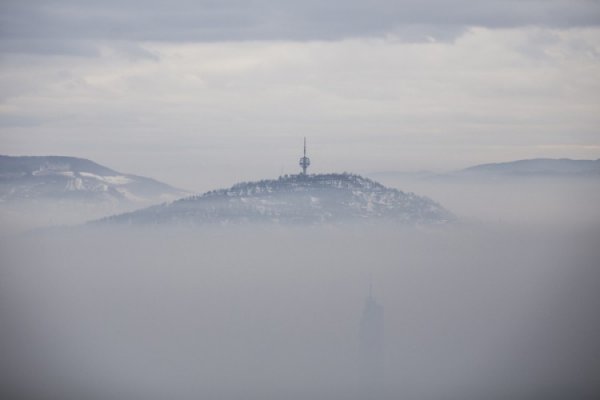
1;0;600;191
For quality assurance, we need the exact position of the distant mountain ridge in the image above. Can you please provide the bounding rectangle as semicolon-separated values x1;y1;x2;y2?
98;173;453;226
0;155;116;177
370;158;600;182
460;158;600;177
0;155;188;205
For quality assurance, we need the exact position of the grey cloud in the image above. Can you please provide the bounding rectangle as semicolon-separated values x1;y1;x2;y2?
110;42;160;61
0;114;44;127
0;39;101;57
1;0;599;55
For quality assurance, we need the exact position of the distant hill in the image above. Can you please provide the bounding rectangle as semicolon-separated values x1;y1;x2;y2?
97;173;453;226
0;155;188;205
370;158;600;182
459;158;600;178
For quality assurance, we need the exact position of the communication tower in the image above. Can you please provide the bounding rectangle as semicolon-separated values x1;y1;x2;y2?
299;137;311;175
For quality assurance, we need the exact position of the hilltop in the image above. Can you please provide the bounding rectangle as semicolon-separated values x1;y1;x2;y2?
98;173;453;226
0;155;187;205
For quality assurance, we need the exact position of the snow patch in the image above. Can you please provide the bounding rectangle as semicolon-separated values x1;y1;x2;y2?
79;172;132;185
103;175;132;185
65;178;84;191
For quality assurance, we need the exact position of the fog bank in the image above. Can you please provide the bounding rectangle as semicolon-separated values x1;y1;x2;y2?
1;224;599;399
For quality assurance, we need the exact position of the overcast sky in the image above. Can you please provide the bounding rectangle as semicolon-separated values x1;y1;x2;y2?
1;0;599;190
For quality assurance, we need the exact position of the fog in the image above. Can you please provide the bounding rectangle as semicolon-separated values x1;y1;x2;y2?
0;199;147;237
373;176;600;228
3;0;599;398
1;198;599;399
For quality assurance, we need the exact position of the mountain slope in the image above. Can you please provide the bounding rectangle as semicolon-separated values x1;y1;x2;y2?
370;158;600;183
99;173;453;226
460;158;600;178
0;155;188;205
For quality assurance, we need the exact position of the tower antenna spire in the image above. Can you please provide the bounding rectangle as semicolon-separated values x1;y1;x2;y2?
304;137;306;157
299;137;311;175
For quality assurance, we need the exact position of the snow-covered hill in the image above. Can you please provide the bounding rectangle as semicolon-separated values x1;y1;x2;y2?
0;155;189;231
99;173;453;226
0;155;187;205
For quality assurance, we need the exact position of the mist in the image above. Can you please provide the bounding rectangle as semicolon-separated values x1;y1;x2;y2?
372;175;600;228
1;217;599;399
2;1;600;398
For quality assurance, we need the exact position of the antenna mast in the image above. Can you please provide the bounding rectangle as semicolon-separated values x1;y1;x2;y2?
299;137;311;175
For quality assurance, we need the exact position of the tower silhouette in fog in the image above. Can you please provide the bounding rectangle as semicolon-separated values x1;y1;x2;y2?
359;281;384;396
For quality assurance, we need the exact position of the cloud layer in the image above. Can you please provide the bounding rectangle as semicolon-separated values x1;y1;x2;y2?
2;26;599;189
2;0;600;55
1;2;599;189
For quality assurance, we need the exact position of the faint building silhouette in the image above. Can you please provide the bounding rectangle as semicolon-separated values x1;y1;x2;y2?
359;282;384;398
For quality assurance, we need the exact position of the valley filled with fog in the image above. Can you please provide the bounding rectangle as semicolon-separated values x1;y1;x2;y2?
2;0;599;398
1;176;599;400
374;176;600;228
